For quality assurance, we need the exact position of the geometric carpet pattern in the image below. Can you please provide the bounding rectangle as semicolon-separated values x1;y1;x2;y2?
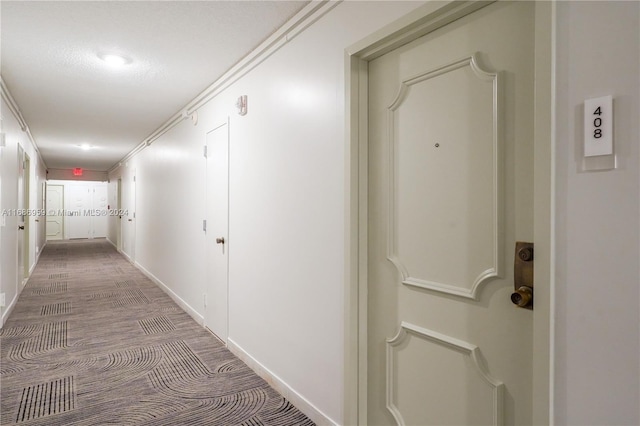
1;240;314;425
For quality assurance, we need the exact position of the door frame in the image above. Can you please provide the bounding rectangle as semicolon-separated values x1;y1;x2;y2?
16;144;25;288
343;1;555;424
23;152;30;281
117;178;122;251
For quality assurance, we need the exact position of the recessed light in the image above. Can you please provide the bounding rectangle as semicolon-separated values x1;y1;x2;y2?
98;52;131;67
79;144;92;151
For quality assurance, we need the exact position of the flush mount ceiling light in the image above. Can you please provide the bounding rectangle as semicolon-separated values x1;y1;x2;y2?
78;144;92;151
98;52;132;67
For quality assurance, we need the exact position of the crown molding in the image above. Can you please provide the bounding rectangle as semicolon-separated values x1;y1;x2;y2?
0;76;48;169
108;0;341;175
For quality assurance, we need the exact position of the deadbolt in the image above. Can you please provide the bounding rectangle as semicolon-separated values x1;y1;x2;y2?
518;247;534;262
216;237;225;244
512;242;534;309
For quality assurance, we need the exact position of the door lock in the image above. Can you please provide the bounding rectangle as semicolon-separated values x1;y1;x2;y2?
511;242;533;309
216;237;225;244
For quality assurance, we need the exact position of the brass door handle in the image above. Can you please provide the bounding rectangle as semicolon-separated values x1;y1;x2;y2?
511;286;533;307
216;237;225;244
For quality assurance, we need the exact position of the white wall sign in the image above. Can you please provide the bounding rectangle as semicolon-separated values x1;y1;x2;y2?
584;95;613;157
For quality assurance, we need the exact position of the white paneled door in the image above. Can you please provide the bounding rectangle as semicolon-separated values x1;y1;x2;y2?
66;185;92;239
123;172;136;261
205;122;229;343
46;184;64;240
367;2;535;425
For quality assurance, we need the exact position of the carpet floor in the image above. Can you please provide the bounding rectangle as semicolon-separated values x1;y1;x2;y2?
1;240;314;425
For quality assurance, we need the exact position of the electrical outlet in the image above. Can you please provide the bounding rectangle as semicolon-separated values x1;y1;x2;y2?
0;293;5;308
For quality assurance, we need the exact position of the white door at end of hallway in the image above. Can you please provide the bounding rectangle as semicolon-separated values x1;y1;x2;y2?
66;185;92;239
366;2;536;425
46;184;64;240
205;122;229;343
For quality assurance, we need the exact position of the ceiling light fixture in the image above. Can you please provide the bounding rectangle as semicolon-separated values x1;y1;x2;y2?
98;52;131;67
79;144;92;151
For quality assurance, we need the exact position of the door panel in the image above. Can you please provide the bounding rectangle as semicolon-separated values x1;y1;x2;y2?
367;2;534;425
205;123;229;342
46;185;64;240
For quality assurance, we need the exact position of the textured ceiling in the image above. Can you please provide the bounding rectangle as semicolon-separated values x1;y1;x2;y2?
1;1;308;170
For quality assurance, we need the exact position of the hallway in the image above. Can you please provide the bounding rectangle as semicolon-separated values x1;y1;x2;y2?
1;1;639;424
0;240;313;425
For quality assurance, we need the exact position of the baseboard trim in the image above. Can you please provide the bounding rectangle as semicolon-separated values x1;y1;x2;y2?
121;250;133;264
227;338;337;426
134;262;204;326
1;292;18;328
106;238;117;250
37;241;47;262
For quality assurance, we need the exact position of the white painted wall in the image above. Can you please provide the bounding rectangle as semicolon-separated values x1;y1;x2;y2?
0;96;47;326
554;2;640;425
107;2;425;423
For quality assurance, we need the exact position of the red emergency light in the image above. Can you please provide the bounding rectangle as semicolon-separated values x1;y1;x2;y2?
73;168;83;176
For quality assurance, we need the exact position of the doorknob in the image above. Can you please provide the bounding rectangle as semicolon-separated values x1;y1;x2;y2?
511;286;533;307
18;225;25;230
511;242;533;309
216;237;225;244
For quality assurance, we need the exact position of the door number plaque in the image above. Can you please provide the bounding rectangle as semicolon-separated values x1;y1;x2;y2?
584;95;613;157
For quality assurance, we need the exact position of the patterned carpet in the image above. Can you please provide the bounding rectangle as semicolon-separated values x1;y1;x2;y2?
1;240;314;425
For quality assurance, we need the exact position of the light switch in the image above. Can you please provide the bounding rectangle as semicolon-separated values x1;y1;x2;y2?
584;95;613;157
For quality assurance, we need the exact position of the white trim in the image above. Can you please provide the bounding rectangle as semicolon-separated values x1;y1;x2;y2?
37;241;47;263
134;261;204;326
344;1;554;424
0;77;48;170
108;0;341;174
227;338;338;426
1;292;18;328
106;237;117;250
532;2;556;424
